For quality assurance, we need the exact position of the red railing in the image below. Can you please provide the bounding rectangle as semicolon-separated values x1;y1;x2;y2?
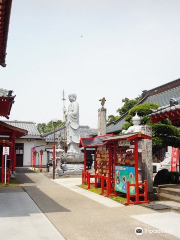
85;172;116;197
125;180;150;205
82;170;88;184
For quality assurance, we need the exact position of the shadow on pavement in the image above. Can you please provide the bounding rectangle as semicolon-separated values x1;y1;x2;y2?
14;168;71;214
23;185;71;214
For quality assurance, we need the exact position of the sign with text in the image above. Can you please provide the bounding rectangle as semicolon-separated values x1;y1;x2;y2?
171;147;179;171
118;140;130;147
3;147;9;155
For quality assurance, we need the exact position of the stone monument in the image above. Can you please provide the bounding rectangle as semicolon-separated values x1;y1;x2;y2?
98;97;107;136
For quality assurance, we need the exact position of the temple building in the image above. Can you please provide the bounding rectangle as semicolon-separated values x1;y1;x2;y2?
107;78;180;134
106;78;180;163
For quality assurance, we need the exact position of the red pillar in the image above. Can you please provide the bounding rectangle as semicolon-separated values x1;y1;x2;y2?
84;147;87;171
12;133;16;172
134;138;139;202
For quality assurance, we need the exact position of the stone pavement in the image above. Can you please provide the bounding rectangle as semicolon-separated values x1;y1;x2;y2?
1;168;180;240
0;189;65;240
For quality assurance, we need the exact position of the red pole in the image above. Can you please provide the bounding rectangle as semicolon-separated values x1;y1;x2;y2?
40;154;42;172
100;176;104;195
108;146;111;179
34;152;36;170
52;145;55;179
95;147;97;174
40;149;43;172
84;147;87;171
134;138;139;203
13;135;16;172
126;181;130;205
87;172;90;189
106;178;110;197
31;150;33;168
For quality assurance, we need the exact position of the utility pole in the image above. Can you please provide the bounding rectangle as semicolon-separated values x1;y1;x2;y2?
62;90;66;151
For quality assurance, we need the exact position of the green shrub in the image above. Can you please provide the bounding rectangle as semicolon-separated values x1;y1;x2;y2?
164;171;180;184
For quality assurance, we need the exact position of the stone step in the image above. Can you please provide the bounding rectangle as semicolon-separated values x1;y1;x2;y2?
159;192;180;203
159;187;180;197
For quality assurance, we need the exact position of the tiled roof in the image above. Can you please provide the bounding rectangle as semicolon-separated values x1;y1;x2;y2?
142;86;180;106
42;125;97;143
0;88;13;97
107;78;180;133
2;120;41;139
106;115;126;134
149;97;180;123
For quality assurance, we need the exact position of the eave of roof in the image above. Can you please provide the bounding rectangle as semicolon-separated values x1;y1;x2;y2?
0;120;28;137
0;0;13;67
104;132;152;142
0;95;15;118
149;97;180;123
2;120;41;138
79;134;113;148
142;78;180;98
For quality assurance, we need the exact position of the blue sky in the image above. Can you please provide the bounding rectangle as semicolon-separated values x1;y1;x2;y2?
1;0;180;128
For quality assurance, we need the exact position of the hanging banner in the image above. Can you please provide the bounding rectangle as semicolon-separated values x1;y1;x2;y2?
171;147;179;172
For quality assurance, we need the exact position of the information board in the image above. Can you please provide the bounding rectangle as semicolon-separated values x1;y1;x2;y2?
115;166;135;194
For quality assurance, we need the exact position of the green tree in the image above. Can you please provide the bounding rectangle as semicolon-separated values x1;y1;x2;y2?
37;120;64;134
107;95;142;126
107;115;119;125
117;96;141;116
122;103;180;152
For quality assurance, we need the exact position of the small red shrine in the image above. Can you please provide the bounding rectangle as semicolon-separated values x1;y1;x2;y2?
79;132;152;205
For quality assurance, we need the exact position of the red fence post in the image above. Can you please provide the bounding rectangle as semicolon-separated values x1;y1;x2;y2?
106;178;110;197
100;176;104;195
87;172;91;189
95;174;97;188
126;181;130;205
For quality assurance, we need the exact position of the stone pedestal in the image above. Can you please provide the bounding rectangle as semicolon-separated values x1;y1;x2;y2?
61;163;84;175
141;126;153;193
64;151;84;163
98;108;106;136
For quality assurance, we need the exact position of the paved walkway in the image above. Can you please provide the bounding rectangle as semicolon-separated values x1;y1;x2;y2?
1;168;180;240
0;190;65;240
53;178;123;207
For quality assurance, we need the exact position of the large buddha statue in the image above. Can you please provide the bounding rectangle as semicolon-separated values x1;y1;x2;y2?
65;93;80;153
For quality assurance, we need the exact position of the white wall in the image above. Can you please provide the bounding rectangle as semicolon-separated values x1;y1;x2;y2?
15;138;53;167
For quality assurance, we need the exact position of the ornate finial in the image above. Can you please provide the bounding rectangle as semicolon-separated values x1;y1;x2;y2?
99;97;106;107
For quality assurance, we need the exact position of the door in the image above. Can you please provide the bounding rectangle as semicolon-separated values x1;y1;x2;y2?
15;143;24;167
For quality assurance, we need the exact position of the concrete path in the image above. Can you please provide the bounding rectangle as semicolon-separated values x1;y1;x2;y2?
6;168;180;240
131;212;180;238
53;178;123;207
0;190;65;240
